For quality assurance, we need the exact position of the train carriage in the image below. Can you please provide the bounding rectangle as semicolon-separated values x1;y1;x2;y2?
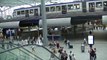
86;0;107;12
13;6;40;17
13;0;107;18
45;2;82;14
13;1;83;17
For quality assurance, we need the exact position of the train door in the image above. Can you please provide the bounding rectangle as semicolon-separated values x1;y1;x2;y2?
103;1;107;11
25;10;29;17
34;9;38;16
89;2;95;12
82;2;87;12
62;5;67;14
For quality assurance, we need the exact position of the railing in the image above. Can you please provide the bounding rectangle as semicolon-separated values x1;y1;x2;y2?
0;43;43;60
0;42;60;60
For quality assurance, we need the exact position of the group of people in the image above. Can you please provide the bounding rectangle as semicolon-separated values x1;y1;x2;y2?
19;36;43;45
50;47;76;60
58;48;76;60
49;37;98;60
49;40;76;60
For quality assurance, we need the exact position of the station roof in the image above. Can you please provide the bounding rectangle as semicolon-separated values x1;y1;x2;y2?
0;0;50;7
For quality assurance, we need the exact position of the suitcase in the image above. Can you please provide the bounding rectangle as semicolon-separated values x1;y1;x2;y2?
69;44;73;48
81;46;85;52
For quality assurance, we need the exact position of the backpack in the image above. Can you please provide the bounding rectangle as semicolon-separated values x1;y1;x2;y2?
90;49;95;57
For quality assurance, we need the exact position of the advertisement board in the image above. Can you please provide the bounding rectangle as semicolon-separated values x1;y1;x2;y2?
88;35;94;45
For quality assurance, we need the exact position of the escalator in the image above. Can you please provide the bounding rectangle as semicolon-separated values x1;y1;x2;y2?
0;42;60;60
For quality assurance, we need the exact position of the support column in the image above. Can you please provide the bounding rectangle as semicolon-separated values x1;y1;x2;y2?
41;0;48;46
73;25;77;37
0;11;3;17
82;24;85;31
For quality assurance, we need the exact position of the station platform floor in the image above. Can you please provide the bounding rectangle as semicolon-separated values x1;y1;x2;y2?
0;29;107;60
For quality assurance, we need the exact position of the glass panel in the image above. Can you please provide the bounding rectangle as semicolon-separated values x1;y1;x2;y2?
68;4;74;10
104;1;107;6
56;6;61;11
62;5;67;14
50;6;55;12
34;9;38;16
30;9;33;14
0;43;60;60
96;2;102;8
25;10;29;14
0;44;43;60
89;3;95;7
46;7;49;12
103;1;107;11
21;10;25;15
74;4;80;9
0;41;17;52
89;2;95;12
17;11;20;15
20;45;60;60
62;5;67;10
25;10;29;17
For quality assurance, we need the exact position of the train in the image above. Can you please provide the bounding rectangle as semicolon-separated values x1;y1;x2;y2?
12;0;107;18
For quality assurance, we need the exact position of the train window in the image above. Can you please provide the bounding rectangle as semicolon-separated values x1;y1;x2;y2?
30;9;33;14
89;2;95;12
62;5;67;10
25;10;29;14
62;5;67;14
74;4;80;9
21;10;25;15
103;1;107;11
56;6;61;11
25;10;29;17
89;3;95;7
103;1;107;6
50;6;55;12
17;11;20;15
68;4;73;10
46;7;49;12
96;2;102;8
34;9;38;16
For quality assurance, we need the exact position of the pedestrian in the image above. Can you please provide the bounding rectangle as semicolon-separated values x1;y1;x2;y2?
58;47;64;54
84;38;87;45
50;48;55;60
67;40;70;47
56;41;60;49
72;54;76;60
64;39;67;46
1;38;5;49
69;51;72;60
94;48;97;60
9;40;12;48
63;50;68;60
88;48;95;60
89;31;92;35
